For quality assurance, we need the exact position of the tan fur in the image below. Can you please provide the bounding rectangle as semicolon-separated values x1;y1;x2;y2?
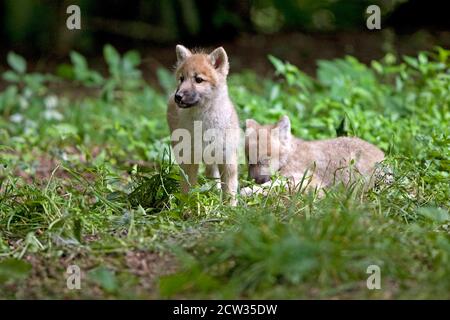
242;115;386;195
176;55;219;86
167;45;239;205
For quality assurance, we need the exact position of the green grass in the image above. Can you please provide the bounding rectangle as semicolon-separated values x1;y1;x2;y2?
0;46;449;299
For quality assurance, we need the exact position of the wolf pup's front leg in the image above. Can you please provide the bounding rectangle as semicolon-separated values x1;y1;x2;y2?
167;45;240;206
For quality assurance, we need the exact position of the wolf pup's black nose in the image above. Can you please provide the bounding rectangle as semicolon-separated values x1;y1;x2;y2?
174;93;183;103
254;175;270;184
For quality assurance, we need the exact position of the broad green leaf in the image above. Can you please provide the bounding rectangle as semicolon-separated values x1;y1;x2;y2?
123;50;140;67
104;44;121;77
0;259;32;284
418;207;450;223
7;52;27;74
2;70;20;82
88;267;117;292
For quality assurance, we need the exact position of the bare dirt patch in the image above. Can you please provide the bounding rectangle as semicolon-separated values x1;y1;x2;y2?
125;250;178;291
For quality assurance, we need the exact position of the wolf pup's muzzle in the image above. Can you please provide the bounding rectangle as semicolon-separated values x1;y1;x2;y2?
248;164;271;184
175;91;200;108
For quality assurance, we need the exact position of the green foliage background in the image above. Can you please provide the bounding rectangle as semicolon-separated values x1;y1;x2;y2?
0;0;407;54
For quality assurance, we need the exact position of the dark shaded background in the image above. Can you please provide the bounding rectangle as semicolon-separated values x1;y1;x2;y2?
0;0;449;78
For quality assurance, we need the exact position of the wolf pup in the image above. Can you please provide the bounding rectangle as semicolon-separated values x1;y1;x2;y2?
167;45;239;205
242;115;387;195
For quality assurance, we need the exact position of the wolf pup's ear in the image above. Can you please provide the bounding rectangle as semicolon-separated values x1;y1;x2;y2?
245;119;259;129
209;47;229;76
176;45;191;63
278;115;291;142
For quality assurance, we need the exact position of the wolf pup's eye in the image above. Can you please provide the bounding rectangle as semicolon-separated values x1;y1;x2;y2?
195;76;204;84
179;76;184;83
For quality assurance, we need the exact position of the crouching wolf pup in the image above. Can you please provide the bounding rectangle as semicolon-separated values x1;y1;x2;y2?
242;115;388;196
167;45;239;205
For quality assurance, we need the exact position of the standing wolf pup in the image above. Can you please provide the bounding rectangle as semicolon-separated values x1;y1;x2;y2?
242;115;387;196
167;45;239;205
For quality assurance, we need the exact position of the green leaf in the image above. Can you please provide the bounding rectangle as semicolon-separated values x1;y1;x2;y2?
403;56;418;69
418;207;450;223
70;51;87;67
371;60;383;74
104;44;121;77
0;259;32;284
2;70;20;82
157;67;175;95
70;51;89;78
88;267;117;292
123;50;140;67
436;46;450;63
56;63;75;79
49;124;79;140
418;52;428;65
268;55;285;74
7;52;27;74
